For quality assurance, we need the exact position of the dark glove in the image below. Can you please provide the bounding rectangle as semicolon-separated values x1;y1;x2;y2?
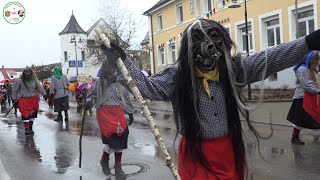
12;100;18;108
43;94;48;101
128;113;134;125
306;29;320;50
101;42;127;61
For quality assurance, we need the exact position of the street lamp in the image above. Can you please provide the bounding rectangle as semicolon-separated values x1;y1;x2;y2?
70;34;84;76
229;0;252;100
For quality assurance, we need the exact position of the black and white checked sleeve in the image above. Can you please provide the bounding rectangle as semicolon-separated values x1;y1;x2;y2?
123;57;177;101
240;37;310;84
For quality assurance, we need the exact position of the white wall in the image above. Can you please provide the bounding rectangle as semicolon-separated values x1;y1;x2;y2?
60;33;88;78
252;67;296;89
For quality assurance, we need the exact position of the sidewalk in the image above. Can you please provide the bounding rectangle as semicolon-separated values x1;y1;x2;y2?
131;98;294;127
70;93;294;127
0;158;10;180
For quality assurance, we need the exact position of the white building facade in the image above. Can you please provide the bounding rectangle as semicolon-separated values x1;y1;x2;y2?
59;13;99;79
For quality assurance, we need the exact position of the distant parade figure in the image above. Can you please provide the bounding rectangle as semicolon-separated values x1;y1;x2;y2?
4;80;12;106
12;68;46;135
49;67;70;123
287;51;320;145
87;60;134;178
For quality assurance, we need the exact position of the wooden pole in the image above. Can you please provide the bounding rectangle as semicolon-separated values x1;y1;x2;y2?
95;28;181;180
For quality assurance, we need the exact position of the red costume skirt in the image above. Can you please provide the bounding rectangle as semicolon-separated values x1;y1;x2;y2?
178;134;240;180
18;96;39;120
96;106;127;138
303;91;320;123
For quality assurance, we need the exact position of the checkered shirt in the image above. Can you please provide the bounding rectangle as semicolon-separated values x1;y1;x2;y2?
124;37;309;139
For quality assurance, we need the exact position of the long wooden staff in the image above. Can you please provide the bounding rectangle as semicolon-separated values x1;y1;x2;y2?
95;28;181;180
31;72;46;95
79;97;86;168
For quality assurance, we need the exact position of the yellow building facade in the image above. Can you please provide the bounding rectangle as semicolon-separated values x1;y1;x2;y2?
144;0;319;79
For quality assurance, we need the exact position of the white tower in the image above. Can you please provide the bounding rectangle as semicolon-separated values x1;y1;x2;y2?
59;11;87;78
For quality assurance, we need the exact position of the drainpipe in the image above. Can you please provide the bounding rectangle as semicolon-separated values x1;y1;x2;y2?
149;15;156;75
295;0;299;39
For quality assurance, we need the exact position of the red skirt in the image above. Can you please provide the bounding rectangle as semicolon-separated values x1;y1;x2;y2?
18;96;39;119
178;134;240;180
303;91;320;123
96;106;127;138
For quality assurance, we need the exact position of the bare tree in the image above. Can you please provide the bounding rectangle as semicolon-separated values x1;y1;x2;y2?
98;0;142;49
85;0;143;66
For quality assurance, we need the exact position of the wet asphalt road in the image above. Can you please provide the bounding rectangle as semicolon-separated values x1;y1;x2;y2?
0;99;320;179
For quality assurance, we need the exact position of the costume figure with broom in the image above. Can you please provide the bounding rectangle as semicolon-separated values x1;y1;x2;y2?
87;59;134;178
100;18;320;179
12;67;46;135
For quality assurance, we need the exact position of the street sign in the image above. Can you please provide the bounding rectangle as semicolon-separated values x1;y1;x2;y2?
69;60;76;67
68;60;83;67
78;60;83;67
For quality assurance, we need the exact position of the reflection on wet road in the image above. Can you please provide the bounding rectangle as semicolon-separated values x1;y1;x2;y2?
0;100;320;179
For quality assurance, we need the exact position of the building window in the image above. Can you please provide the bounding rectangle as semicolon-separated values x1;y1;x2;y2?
237;22;253;53
259;12;283;50
266;18;281;47
64;51;68;62
157;14;163;31
289;2;316;40
168;43;176;64
224;26;231;37
176;3;184;24
158;46;165;66
196;0;201;17
268;73;278;81
204;0;214;13
297;9;314;38
81;51;85;61
218;0;225;9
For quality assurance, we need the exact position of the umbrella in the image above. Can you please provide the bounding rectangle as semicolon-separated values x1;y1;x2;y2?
69;76;78;82
0;79;10;83
77;81;93;91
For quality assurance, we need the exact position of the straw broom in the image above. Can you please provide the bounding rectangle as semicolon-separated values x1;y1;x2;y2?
94;28;181;180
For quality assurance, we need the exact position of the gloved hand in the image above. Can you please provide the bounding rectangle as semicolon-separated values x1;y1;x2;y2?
306;29;320;50
12;100;18;108
101;42;127;61
128;113;134;125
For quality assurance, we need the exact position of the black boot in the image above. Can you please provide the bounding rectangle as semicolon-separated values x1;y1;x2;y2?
114;164;126;179
29;127;34;135
100;159;111;176
54;115;63;122
25;128;30;136
291;136;305;145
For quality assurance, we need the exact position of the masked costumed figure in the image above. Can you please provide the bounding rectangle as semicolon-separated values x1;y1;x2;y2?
13;68;46;135
49;67;70;123
287;51;320;145
87;60;134;178
101;19;320;179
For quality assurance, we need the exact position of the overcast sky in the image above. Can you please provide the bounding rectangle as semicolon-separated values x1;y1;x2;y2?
0;0;158;68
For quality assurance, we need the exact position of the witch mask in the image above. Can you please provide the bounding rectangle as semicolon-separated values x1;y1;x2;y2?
189;20;223;71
